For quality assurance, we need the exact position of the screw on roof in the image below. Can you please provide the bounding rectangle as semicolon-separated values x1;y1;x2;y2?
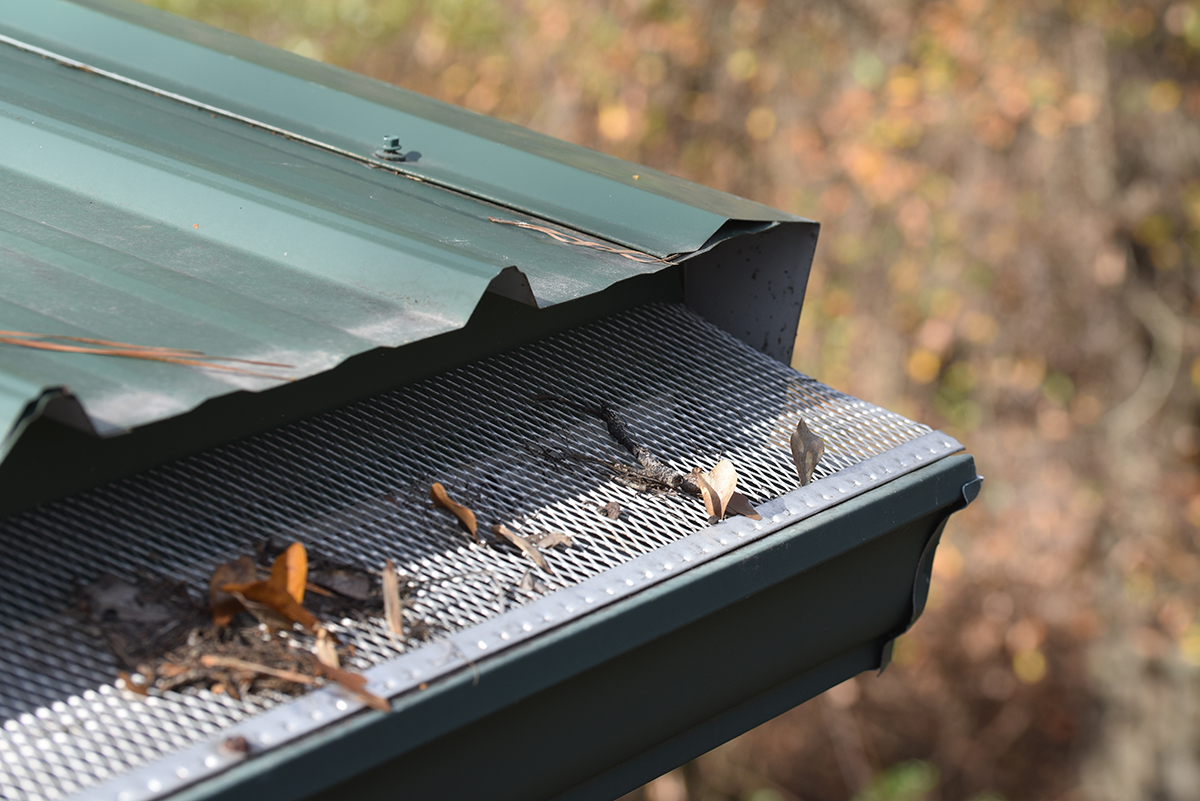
374;135;406;162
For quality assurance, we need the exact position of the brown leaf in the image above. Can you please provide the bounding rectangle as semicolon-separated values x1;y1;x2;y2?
314;629;340;669
382;559;404;639
790;417;825;487
277;542;308;604
220;543;321;632
430;482;479;542
707;459;739;518
532;531;573;549
210;555;257;627
692;467;723;519
221;581;322;633
725;491;762;521
311;657;390;713
493;524;552;573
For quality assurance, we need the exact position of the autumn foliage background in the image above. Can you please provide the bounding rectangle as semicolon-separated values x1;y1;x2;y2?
138;0;1200;799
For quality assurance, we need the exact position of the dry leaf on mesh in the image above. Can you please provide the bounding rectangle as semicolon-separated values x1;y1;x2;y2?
220;542;322;633
725;491;762;521
493;524;552;573
531;531;573;549
692;460;761;522
82;574;201;667
790;417;825;487
692;467;723;519
430;482;480;542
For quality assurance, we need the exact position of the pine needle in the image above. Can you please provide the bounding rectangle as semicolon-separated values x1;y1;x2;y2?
0;330;295;380
488;217;673;264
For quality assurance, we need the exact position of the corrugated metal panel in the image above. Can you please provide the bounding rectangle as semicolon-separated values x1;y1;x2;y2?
5;0;801;255
0;0;815;462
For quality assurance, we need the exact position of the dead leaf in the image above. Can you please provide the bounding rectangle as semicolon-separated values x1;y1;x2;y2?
210;556;258;627
117;670;151;696
693;462;761;521
311;657;390;713
493;524;552;573
790;417;825;487
223;584;322;633
314;629;340;669
532;531;573;549
599;501;621;519
431;483;479;542
518;570;535;592
692;467;723;519
725;491;762;520
707;460;738;515
221;542;324;632
382;559;404;639
279;542;308;604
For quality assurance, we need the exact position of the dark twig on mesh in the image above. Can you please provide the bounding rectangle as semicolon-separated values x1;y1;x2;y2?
534;394;700;495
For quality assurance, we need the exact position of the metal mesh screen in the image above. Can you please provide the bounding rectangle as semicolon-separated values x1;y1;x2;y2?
0;302;932;800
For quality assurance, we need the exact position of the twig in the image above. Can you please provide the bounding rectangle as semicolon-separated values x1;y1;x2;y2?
535;394;700;495
199;655;316;684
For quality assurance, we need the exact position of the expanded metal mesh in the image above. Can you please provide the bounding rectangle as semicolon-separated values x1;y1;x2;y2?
0;303;931;800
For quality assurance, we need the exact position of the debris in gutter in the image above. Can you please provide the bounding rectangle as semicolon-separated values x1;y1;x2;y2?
80;400;817;714
83;542;400;711
535;394;765;522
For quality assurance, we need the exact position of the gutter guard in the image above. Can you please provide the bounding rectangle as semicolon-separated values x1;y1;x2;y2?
0;303;979;801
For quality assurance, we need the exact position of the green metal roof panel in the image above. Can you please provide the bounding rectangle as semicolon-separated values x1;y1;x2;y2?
2;0;802;256
0;0;815;465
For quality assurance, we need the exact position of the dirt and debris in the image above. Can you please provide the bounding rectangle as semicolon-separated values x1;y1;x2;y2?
598;501;622;519
537;394;769;522
83;542;396;710
535;394;704;495
82;397;796;715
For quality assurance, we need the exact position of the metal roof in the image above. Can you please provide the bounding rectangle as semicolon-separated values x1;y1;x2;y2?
0;0;812;463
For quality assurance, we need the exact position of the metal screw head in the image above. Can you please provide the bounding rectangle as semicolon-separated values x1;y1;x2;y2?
381;135;401;152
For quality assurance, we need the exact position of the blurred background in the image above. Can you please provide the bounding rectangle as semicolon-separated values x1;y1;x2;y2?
134;0;1200;798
